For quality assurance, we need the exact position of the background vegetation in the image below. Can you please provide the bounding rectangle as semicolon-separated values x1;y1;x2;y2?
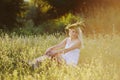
0;0;120;35
0;0;120;80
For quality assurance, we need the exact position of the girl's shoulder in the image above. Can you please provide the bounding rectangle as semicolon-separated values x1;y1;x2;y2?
74;39;81;45
66;37;71;42
66;37;70;40
64;37;70;41
65;37;80;43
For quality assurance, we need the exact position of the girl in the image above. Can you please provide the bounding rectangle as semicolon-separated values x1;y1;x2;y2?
29;22;84;68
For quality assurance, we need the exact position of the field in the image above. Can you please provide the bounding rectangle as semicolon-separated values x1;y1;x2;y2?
0;33;120;80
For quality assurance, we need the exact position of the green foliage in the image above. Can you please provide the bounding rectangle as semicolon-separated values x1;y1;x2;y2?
32;0;51;13
27;0;79;26
13;13;83;35
57;13;83;25
13;20;40;35
26;0;52;25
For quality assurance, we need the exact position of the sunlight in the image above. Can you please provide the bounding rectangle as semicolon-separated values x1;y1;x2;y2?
24;0;30;2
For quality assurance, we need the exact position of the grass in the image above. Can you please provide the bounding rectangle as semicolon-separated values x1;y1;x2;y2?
0;33;120;80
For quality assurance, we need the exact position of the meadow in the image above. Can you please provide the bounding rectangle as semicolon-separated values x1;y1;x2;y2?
0;33;120;80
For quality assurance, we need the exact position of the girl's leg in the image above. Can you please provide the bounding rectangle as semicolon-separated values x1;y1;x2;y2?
29;55;51;69
52;54;65;65
34;55;51;63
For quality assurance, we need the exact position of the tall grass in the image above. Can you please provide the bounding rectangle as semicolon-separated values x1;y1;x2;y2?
0;33;120;80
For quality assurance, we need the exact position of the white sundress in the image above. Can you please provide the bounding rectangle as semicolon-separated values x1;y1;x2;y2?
61;38;80;66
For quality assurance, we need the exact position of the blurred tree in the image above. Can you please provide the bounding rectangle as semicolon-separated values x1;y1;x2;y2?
26;0;52;25
26;0;79;25
45;0;77;18
0;0;26;31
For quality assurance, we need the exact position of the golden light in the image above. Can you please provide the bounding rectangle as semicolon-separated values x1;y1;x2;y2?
24;0;31;2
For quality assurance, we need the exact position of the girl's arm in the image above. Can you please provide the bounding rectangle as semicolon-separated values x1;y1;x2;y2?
45;38;67;54
52;40;81;55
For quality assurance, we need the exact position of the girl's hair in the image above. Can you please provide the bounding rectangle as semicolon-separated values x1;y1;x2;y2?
65;22;85;49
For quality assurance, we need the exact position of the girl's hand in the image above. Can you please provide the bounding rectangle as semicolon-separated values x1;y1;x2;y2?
50;50;62;57
45;47;53;55
46;50;58;57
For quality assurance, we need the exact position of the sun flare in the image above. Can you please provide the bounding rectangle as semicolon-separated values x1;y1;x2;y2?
24;0;31;2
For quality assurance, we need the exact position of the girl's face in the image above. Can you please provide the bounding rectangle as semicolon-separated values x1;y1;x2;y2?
68;28;78;39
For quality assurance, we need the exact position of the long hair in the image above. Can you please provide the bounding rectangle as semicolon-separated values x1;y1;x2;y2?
65;22;85;49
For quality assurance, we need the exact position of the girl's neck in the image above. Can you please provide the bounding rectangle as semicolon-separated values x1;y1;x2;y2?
70;37;78;41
